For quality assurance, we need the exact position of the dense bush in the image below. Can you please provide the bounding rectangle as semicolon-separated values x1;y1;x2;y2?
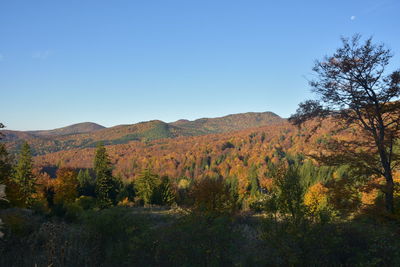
259;217;400;266
155;214;240;266
1;206;400;266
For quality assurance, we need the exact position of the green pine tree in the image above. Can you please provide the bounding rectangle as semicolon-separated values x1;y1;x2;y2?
0;143;12;186
94;143;120;208
116;180;136;203
0;124;17;206
226;176;240;206
77;169;96;197
153;176;175;205
135;168;160;205
13;142;36;207
249;165;260;196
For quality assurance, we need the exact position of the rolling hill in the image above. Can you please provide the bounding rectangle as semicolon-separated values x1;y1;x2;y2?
1;111;284;155
28;122;105;136
34;120;296;181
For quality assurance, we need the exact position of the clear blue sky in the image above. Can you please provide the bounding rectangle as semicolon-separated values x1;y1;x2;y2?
1;0;399;130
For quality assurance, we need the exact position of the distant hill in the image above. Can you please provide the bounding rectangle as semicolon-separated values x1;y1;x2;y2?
171;112;283;135
1;111;284;155
28;122;105;136
32;113;343;183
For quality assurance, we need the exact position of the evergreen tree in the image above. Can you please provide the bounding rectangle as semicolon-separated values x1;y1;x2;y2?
0;142;12;186
135;168;160;205
13;142;36;207
116;181;136;203
0;124;21;207
153;176;175;205
248;165;260;196
94;143;120;208
77;169;96;197
0;124;13;208
225;176;240;207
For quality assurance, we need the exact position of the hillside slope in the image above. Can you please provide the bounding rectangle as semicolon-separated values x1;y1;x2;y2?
35;119;326;184
171;112;283;135
2;111;284;155
28;122;105;136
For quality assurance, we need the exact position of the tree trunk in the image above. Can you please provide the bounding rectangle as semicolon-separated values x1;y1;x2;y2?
376;136;395;213
384;176;394;214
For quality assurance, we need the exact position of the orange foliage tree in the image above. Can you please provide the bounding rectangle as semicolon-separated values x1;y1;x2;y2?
190;176;236;215
290;35;400;213
54;168;78;205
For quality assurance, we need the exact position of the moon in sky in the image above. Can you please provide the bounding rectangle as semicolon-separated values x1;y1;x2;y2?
350;15;356;20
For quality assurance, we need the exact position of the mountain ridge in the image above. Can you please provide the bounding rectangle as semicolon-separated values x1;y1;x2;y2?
1;111;285;155
28;122;106;136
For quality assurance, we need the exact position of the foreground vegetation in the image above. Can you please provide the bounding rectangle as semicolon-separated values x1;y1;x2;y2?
1;206;400;266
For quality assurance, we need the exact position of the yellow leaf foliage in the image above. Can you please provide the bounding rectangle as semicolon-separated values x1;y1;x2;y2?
304;182;329;214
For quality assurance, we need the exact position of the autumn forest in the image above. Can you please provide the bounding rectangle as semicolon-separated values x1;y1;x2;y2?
1;36;400;266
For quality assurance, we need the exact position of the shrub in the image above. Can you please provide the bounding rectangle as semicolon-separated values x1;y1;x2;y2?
64;202;83;222
81;207;154;266
248;194;270;213
76;195;97;210
154;214;240;266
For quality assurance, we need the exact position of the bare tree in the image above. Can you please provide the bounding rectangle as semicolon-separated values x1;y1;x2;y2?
289;35;400;213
